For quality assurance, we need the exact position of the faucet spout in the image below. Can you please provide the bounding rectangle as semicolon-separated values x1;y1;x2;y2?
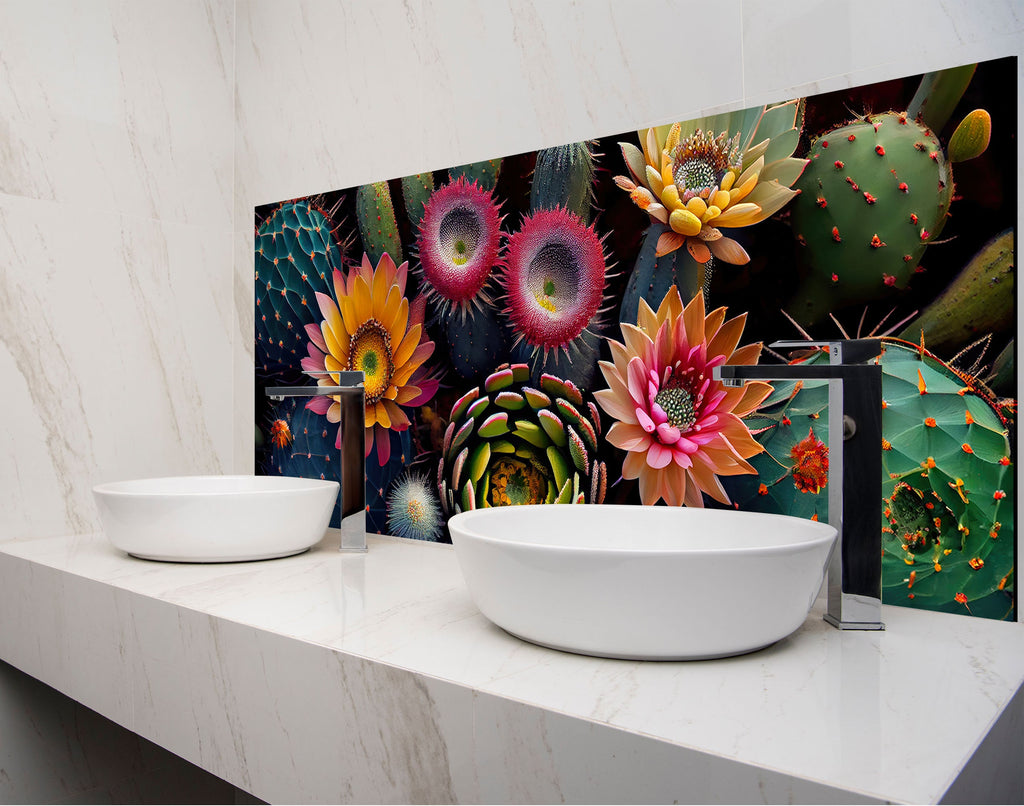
265;371;367;553
714;340;885;630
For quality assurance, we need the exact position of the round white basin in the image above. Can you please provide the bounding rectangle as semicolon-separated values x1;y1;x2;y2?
448;504;838;661
93;475;339;562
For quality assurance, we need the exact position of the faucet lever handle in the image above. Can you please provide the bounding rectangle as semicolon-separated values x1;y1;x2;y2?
769;339;882;365
769;340;832;350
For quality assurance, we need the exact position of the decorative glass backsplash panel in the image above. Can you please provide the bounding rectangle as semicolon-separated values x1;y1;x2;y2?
256;57;1016;620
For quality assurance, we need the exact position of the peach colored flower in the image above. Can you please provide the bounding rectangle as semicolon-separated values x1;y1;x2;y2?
595;286;772;506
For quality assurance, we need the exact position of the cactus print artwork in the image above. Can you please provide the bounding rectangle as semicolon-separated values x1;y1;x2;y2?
255;58;1015;620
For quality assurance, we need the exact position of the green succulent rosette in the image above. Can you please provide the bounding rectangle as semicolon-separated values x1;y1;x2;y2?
438;363;607;515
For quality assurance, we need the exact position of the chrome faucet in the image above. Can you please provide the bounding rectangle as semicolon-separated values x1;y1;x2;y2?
713;339;885;630
266;371;367;553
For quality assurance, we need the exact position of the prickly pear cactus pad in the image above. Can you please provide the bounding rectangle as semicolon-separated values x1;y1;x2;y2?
254;57;1014;619
878;340;1014;619
790;112;954;324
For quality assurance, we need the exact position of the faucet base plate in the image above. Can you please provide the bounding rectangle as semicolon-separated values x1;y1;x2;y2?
824;614;886;631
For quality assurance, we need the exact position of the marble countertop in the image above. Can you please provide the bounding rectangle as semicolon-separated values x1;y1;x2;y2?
0;530;1021;804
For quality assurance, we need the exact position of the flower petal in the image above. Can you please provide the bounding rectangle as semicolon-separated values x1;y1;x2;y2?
706;313;747;362
669;208;702;236
304;324;328;354
352;275;373;321
681;288;707;348
742;181;801;220
702;306;727;344
759;156;808;188
635;406;656;433
728;342;763;366
686;239;712;264
379;285;403;334
710;202;762;228
626;356;651;407
594;383;636;424
655;230;686;257
622;449;646;481
382;398;409;429
647;441;673;469
645;165;665;197
646;203;669;224
305;395;332;415
662;463;687;506
392;322;422;369
607;421;652;452
656;422;681;443
371;263;388;319
621;324;654;368
707;236;751;265
374;423;391;465
620;142;648;185
728;171;760;206
654;285;684;326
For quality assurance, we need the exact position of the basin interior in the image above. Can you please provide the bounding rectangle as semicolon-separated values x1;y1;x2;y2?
453;504;834;551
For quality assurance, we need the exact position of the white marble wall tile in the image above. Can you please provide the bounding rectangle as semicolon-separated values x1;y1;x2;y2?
0;0;234;228
233;0;746;209
1;0;236;542
742;0;1023;105
233;227;256;473
0;194;233;539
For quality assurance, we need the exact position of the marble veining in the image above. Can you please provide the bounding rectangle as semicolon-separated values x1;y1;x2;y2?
0;532;1020;803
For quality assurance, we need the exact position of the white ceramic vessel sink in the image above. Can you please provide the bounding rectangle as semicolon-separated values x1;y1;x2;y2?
448;504;837;661
93;475;339;562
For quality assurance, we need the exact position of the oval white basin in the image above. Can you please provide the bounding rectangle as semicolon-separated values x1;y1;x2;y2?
448;504;838;661
93;475;339;562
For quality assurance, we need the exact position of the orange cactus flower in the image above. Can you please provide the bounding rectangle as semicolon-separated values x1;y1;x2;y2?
302;253;438;465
